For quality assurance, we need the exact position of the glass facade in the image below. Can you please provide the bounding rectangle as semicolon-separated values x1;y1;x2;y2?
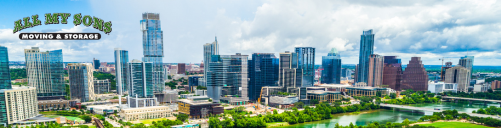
114;49;129;95
93;59;100;70
68;63;94;102
459;56;474;78
25;47;65;97
128;60;154;98
248;53;279;101
357;29;375;83
0;46;11;90
203;37;219;87
206;54;248;102
141;13;164;93
321;48;341;84
295;47;315;87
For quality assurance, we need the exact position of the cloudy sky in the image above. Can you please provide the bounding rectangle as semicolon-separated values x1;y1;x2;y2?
1;0;500;65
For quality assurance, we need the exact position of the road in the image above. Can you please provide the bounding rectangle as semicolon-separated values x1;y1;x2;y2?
380;104;501;120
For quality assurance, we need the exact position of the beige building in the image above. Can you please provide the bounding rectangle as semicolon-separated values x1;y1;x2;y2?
119;106;172;121
68;63;95;102
38;100;71;111
445;65;471;92
0;86;39;124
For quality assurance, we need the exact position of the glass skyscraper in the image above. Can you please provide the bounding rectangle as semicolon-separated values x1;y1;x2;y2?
203;37;219;87
141;13;164;93
0;46;11;90
248;53;279;101
127;60;154;98
295;47;315;87
114;48;129;95
459;56;474;78
68;63;95;102
24;47;65;99
357;29;375;83
321;48;341;84
206;54;248;103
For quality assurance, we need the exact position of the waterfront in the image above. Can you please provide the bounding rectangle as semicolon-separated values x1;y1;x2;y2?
278;101;499;128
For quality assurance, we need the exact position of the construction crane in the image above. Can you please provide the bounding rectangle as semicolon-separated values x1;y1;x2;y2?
256;87;264;110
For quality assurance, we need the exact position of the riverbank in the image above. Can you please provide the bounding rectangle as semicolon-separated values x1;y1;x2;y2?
410;120;492;128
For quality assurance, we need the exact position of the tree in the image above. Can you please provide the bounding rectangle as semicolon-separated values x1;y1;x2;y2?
403;118;410;127
390;93;397;99
79;115;92;123
311;99;319;104
294;102;304;108
176;113;189;122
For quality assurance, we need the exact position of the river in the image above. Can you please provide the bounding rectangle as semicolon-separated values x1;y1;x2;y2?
278;101;499;128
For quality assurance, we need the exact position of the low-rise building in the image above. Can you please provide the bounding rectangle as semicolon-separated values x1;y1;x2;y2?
428;82;458;93
178;96;223;119
38;100;71;111
119;106;173;121
263;96;298;107
345;87;389;97
307;91;343;103
155;90;178;104
195;89;207;96
474;83;490;93
87;104;120;115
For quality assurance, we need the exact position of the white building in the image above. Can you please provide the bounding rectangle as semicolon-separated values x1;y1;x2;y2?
119;106;172;121
473;83;490;93
428;82;457;93
0;86;39;125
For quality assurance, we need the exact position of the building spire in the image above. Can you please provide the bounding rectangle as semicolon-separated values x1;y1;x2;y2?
215;36;217;43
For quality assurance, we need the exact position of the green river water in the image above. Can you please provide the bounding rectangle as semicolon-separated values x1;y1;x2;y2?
278;101;500;128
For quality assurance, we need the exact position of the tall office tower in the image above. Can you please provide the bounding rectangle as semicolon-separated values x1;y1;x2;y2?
401;57;428;91
445;65;471;92
206;53;248;102
357;29;375;84
458;56;474;78
321;48;341;84
203;37;219;87
24;47;65;99
279;51;303;93
0;46;11;89
382;56;403;90
127;59;154;98
248;53;279;101
295;47;315;87
368;54;384;87
177;63;186;74
341;68;352;80
441;62;453;81
141;13;164;93
68;63;95;102
93;58;100;70
114;48;129;95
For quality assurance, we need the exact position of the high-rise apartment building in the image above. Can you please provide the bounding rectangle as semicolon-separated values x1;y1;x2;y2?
445;65;471;92
114;48;129;95
295;47;315;87
68;63;95;102
321;48;341;84
141;13;164;93
357;30;375;84
127;59;154;98
382;56;403;90
458;56;474;78
368;54;384;87
203;37;219;87
94;79;110;94
24;47;65;99
0;46;11;90
93;58;100;70
441;62;453;81
401;57;428;91
206;53;248;102
177;63;186;74
248;53;279;101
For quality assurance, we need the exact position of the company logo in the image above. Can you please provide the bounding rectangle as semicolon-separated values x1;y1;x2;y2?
14;13;112;40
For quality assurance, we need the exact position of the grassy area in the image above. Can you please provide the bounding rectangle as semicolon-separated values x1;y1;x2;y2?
418;122;492;128
266;122;289;127
140;118;168;124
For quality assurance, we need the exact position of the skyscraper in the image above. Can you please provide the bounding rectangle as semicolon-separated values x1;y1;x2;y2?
203;37;219;87
177;63;186;74
127;59;154;98
206;53;248;102
368;54;384;87
24;47;65;99
68;63;95;102
458;56;474;78
357;29;375;84
114;48;129;95
93;58;100;70
279;51;303;96
445;65;471;92
141;13;164;93
295;47;315;87
441;62;453;81
248;53;279;101
0;46;11;90
321;48;341;84
382;56;403;90
401;57;428;91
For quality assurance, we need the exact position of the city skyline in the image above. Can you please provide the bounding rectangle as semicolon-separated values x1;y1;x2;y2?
1;1;501;66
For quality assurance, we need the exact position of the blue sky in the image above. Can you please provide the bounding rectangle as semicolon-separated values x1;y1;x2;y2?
1;0;501;66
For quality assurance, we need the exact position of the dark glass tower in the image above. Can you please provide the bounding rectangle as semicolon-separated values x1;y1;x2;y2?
295;47;315;87
248;53;279;101
321;48;341;84
141;13;164;93
357;29;375;84
114;48;129;95
0;46;11;90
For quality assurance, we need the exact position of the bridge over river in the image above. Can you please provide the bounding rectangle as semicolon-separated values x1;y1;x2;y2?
380;104;501;120
442;96;501;106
